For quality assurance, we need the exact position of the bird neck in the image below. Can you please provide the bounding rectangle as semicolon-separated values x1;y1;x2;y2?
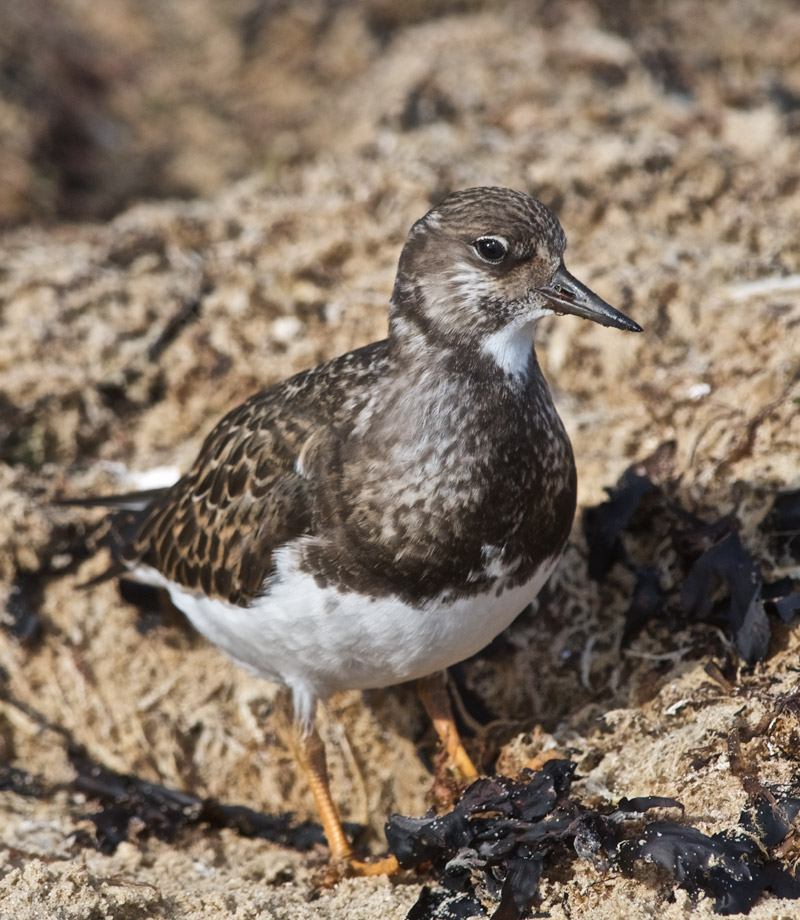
387;280;543;395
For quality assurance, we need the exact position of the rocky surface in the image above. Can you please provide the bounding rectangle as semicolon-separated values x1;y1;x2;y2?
1;1;800;917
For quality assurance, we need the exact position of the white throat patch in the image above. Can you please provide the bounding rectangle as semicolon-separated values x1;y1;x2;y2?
481;320;536;379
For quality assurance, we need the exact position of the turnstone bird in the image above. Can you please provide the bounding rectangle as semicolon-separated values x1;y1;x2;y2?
74;187;640;873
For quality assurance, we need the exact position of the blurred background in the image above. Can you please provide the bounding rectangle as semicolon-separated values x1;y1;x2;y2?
3;0;798;226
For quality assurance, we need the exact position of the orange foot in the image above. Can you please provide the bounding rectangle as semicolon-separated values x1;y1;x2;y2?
318;852;401;886
344;853;401;877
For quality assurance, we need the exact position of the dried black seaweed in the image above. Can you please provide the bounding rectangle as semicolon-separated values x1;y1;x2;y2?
616;814;800;915
68;746;324;854
764;489;800;563
5;571;43;645
583;469;656;581
388;762;800;919
680;531;769;665
739;789;800;850
616;822;765;915
6;728;800;917
583;462;800;663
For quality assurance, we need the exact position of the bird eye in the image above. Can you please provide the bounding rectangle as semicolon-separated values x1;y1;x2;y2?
474;236;509;264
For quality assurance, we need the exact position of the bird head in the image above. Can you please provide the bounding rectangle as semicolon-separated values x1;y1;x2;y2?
391;187;640;376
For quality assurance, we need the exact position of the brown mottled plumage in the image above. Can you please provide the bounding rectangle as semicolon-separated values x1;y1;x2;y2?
126;349;372;605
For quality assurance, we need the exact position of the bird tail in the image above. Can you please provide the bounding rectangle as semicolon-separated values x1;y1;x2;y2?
54;487;169;513
55;488;170;588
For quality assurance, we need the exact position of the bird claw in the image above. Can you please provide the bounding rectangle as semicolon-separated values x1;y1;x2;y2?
319;852;400;884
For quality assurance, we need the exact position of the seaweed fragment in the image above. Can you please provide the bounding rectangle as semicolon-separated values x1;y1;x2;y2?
406;887;484;920
0;761;44;797
616;822;765;915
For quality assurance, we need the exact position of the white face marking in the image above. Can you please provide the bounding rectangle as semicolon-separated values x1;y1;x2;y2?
446;269;498;296
416;265;498;318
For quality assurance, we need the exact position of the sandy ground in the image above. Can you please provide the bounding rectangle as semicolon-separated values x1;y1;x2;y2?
1;1;800;917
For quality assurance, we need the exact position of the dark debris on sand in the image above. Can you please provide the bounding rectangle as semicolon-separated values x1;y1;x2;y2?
583;451;800;665
1;743;324;855
386;760;800;919
66;745;325;854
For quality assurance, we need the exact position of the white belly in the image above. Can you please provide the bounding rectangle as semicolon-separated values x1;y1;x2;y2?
131;544;561;727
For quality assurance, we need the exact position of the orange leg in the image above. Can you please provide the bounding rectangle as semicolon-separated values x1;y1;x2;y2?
418;671;478;781
298;724;352;861
295;720;399;877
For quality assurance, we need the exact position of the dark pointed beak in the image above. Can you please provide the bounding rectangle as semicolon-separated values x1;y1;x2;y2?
539;263;642;332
